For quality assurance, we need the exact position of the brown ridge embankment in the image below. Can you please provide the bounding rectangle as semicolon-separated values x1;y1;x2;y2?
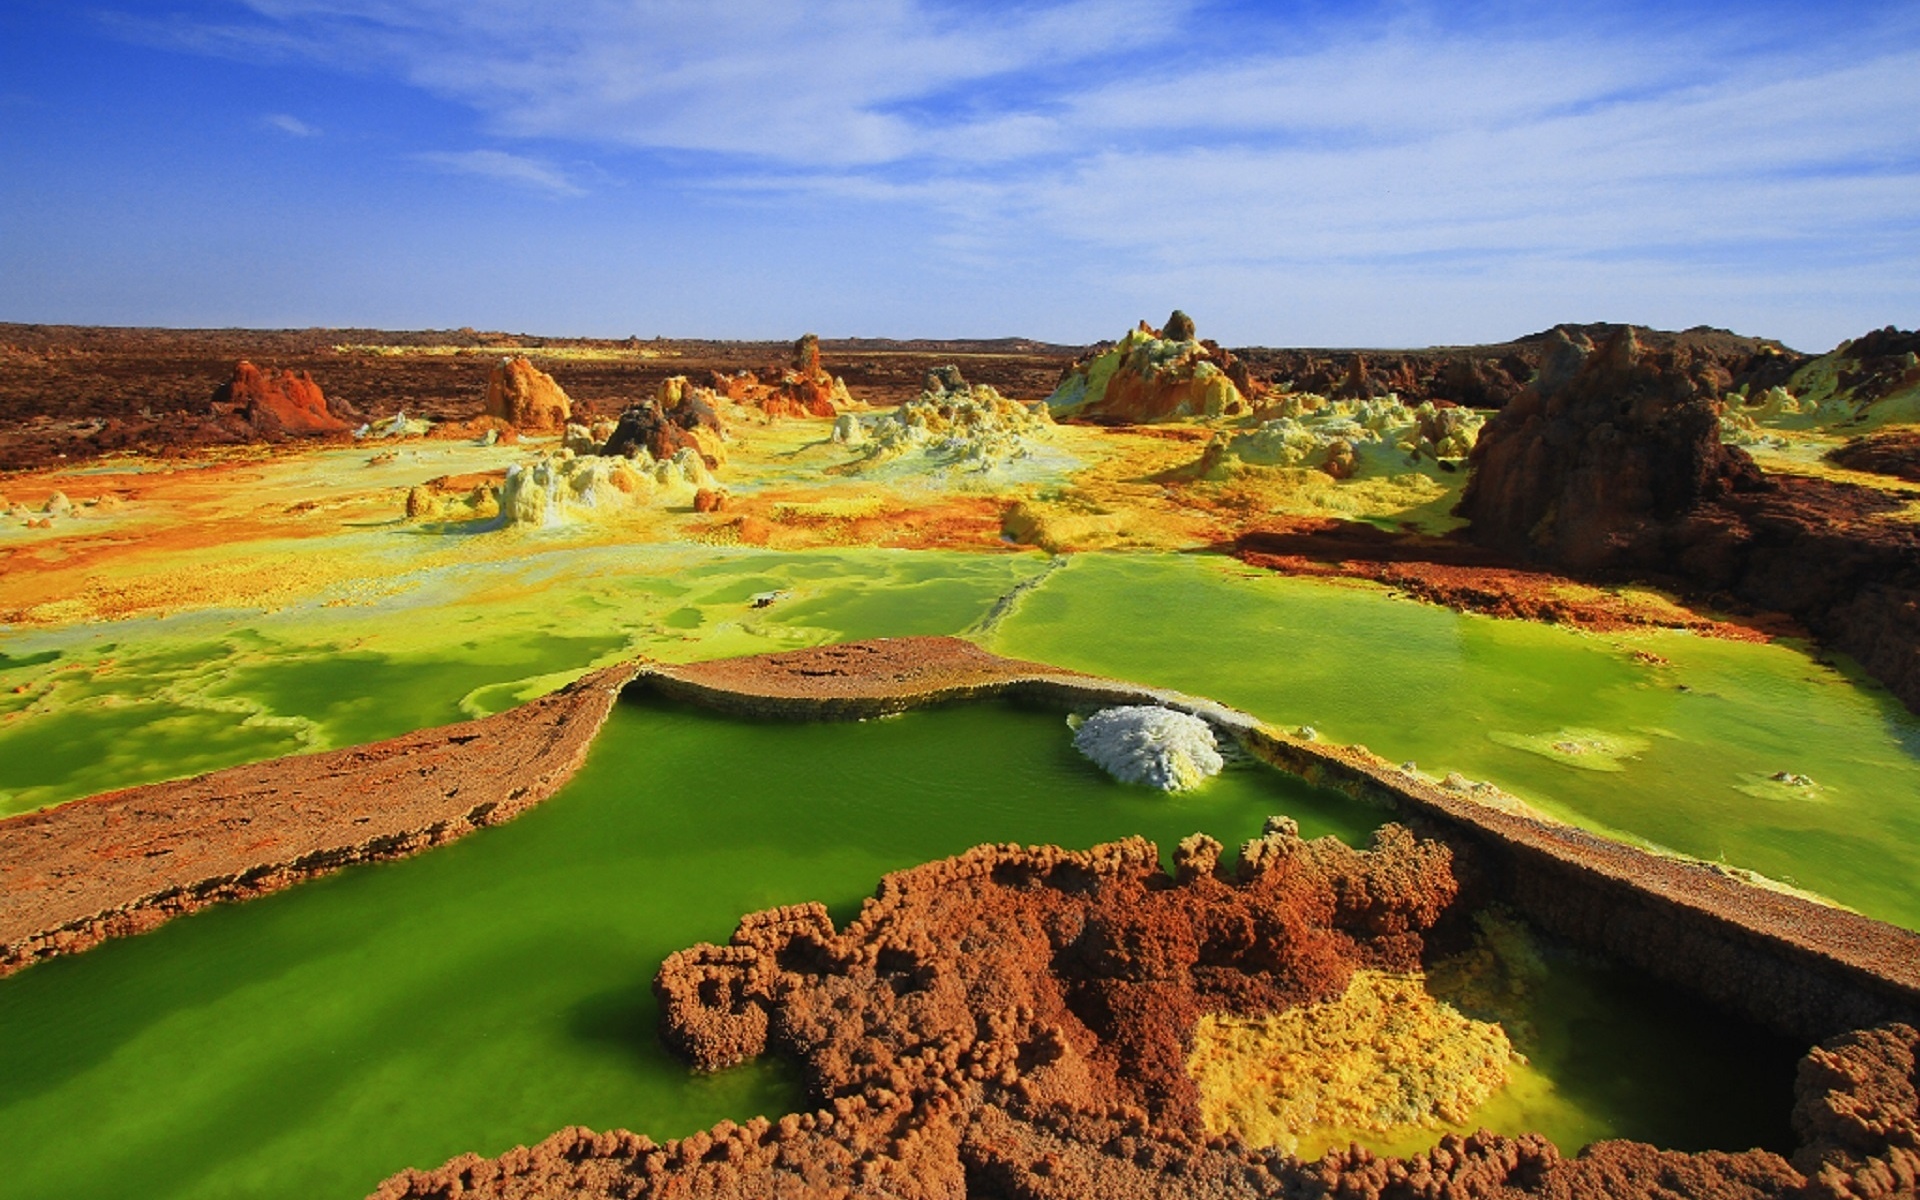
639;637;1920;1043
0;662;639;977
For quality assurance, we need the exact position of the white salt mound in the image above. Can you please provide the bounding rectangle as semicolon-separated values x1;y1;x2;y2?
1073;706;1224;792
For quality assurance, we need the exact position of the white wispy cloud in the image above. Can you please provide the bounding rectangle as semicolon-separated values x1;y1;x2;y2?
99;1;1920;343
415;149;586;196
262;112;320;136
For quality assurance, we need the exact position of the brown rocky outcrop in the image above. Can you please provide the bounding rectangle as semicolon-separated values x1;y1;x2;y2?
1457;327;1767;572
483;356;572;432
1456;328;1920;713
1231;324;1801;411
761;333;844;418
1826;327;1920;406
702;335;847;419
1792;1023;1920;1198
211;360;352;435
600;377;727;467
1830;429;1920;482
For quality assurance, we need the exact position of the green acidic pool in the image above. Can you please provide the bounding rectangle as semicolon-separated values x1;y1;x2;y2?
986;553;1920;929
0;699;1390;1199
0;548;1050;814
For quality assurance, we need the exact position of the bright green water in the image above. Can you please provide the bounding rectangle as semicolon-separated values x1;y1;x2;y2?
985;554;1920;929
0;700;1388;1199
0;548;1048;814
7;545;1916;927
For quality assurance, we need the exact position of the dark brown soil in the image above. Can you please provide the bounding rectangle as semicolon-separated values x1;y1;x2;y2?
0;325;1082;471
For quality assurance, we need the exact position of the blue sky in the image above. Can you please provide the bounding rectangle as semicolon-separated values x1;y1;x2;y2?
1;1;1915;349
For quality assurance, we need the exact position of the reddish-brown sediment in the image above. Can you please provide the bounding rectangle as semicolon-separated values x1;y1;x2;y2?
1456;327;1920;713
638;636;1111;718
0;663;638;977
376;826;1918;1200
1233;519;1778;640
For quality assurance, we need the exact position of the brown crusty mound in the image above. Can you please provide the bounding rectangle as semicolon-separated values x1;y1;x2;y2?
371;820;1920;1200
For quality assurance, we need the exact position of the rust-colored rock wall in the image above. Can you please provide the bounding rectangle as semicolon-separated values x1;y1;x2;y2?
212;360;352;436
484;356;572;431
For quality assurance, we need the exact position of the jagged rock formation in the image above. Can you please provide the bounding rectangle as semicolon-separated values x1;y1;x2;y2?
1457;327;1767;572
710;334;852;419
1783;327;1920;428
377;823;1920;1200
1792;1023;1920;1196
600;377;727;468
210;360;352;436
484;356;572;432
1457;327;1920;713
1048;311;1254;423
765;333;848;418
1231;323;1802;412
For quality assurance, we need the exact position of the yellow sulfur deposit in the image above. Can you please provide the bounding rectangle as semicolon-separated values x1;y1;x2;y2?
1188;969;1515;1155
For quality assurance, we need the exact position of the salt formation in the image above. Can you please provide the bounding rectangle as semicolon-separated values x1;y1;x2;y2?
845;365;1065;485
1072;705;1224;791
1047;310;1255;422
1204;394;1484;479
483;356;571;432
494;447;715;528
1724;327;1920;444
356;410;433;439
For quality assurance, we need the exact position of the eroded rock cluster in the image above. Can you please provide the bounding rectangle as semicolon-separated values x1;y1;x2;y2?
710;333;851;419
601;376;728;468
377;820;1920;1199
